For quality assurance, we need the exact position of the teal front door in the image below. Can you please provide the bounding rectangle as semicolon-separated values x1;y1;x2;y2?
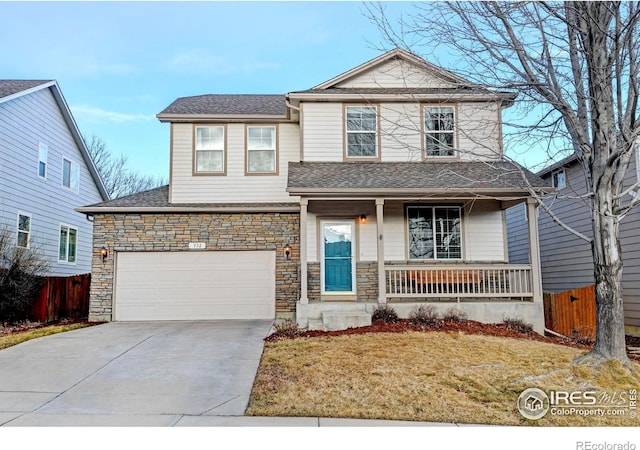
321;221;355;293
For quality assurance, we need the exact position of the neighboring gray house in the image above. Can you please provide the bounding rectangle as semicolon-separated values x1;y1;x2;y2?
0;80;108;276
506;153;640;337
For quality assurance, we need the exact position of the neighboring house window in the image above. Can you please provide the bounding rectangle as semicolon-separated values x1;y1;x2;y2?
345;105;378;158
552;169;566;188
246;125;277;174
194;126;225;174
407;206;462;259
424;106;456;157
38;143;47;178
58;224;77;263
16;213;31;248
62;158;80;192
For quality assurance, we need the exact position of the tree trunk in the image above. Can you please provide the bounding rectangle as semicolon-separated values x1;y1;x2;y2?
586;191;629;362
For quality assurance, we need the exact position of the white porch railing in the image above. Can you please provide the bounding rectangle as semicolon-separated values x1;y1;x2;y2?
385;264;533;299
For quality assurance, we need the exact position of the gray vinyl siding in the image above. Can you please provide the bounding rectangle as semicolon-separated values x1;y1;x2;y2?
0;87;103;276
505;202;529;264
506;155;640;328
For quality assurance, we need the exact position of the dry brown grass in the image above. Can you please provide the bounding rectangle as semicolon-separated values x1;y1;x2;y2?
246;331;640;426
0;323;91;350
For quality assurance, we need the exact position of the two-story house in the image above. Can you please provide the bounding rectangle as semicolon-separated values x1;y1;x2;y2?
0;80;107;276
79;49;550;332
507;154;640;337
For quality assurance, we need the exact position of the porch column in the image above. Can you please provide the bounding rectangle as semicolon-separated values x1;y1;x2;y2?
376;198;386;305
526;198;543;303
299;197;308;304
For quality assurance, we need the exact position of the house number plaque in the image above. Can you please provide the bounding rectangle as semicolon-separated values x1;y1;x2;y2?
188;242;206;250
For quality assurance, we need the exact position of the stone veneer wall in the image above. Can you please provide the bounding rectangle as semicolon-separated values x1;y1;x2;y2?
307;261;378;302
89;212;299;322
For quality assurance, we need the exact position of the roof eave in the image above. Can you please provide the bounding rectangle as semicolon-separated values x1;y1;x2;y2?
0;80;55;105
76;205;301;214
156;113;291;123
287;92;516;103
286;187;552;197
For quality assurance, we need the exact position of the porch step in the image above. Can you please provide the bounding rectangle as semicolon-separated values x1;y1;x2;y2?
321;311;372;332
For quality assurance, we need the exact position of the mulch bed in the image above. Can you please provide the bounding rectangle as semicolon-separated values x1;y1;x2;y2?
269;319;640;362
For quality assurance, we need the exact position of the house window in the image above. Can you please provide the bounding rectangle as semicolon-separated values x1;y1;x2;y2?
345;106;378;158
246;126;277;173
552;169;566;188
38;143;47;178
17;213;31;248
424;106;456;157
407;206;462;259
58;225;77;263
195;126;225;174
62;158;80;192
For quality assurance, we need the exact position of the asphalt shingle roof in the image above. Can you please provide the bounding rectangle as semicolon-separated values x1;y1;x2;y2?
0;80;52;99
80;185;299;211
287;161;549;193
159;94;287;116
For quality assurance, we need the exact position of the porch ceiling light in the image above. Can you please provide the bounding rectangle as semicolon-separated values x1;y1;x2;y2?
100;246;108;263
284;243;292;260
359;214;367;224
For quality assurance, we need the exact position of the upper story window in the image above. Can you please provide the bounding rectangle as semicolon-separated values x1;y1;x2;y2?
17;213;31;248
62;158;80;192
407;205;462;260
58;224;77;263
424;106;456;158
38;143;47;178
552;169;566;188
246;125;277;174
345;105;378;158
194;126;225;174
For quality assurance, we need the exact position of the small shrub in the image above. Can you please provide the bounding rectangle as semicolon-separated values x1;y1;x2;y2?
443;307;468;324
409;305;441;327
271;319;302;339
371;304;399;323
0;226;50;323
502;316;533;334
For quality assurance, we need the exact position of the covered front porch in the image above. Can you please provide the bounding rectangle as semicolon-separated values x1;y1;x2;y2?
286;161;550;333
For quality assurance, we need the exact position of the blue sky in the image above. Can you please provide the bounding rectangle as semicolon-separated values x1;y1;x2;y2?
2;1;420;179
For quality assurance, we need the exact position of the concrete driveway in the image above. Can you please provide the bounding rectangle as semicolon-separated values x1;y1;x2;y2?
0;320;272;426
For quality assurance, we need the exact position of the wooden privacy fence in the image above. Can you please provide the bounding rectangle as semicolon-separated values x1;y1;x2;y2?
543;285;596;338
28;273;91;323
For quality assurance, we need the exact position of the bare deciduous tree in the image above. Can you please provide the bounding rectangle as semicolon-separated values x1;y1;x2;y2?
366;1;640;363
85;134;167;199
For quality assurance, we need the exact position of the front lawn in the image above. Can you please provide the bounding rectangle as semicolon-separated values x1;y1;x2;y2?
246;330;640;426
0;322;93;350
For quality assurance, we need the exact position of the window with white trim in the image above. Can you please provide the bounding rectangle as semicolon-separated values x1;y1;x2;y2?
345;106;378;158
17;213;31;248
38;143;47;178
58;225;77;263
247;126;277;173
424;106;456;157
407;206;462;259
62;158;80;192
552;169;566;188
195;126;225;173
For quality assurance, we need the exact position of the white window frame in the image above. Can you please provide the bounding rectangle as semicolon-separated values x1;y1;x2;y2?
406;205;462;260
552;169;566;189
246;125;277;174
62;157;80;192
58;224;78;264
38;142;48;179
194;125;226;174
423;106;456;158
345;105;379;159
16;212;31;248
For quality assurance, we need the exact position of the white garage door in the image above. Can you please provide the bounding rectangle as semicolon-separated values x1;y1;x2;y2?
114;251;275;321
